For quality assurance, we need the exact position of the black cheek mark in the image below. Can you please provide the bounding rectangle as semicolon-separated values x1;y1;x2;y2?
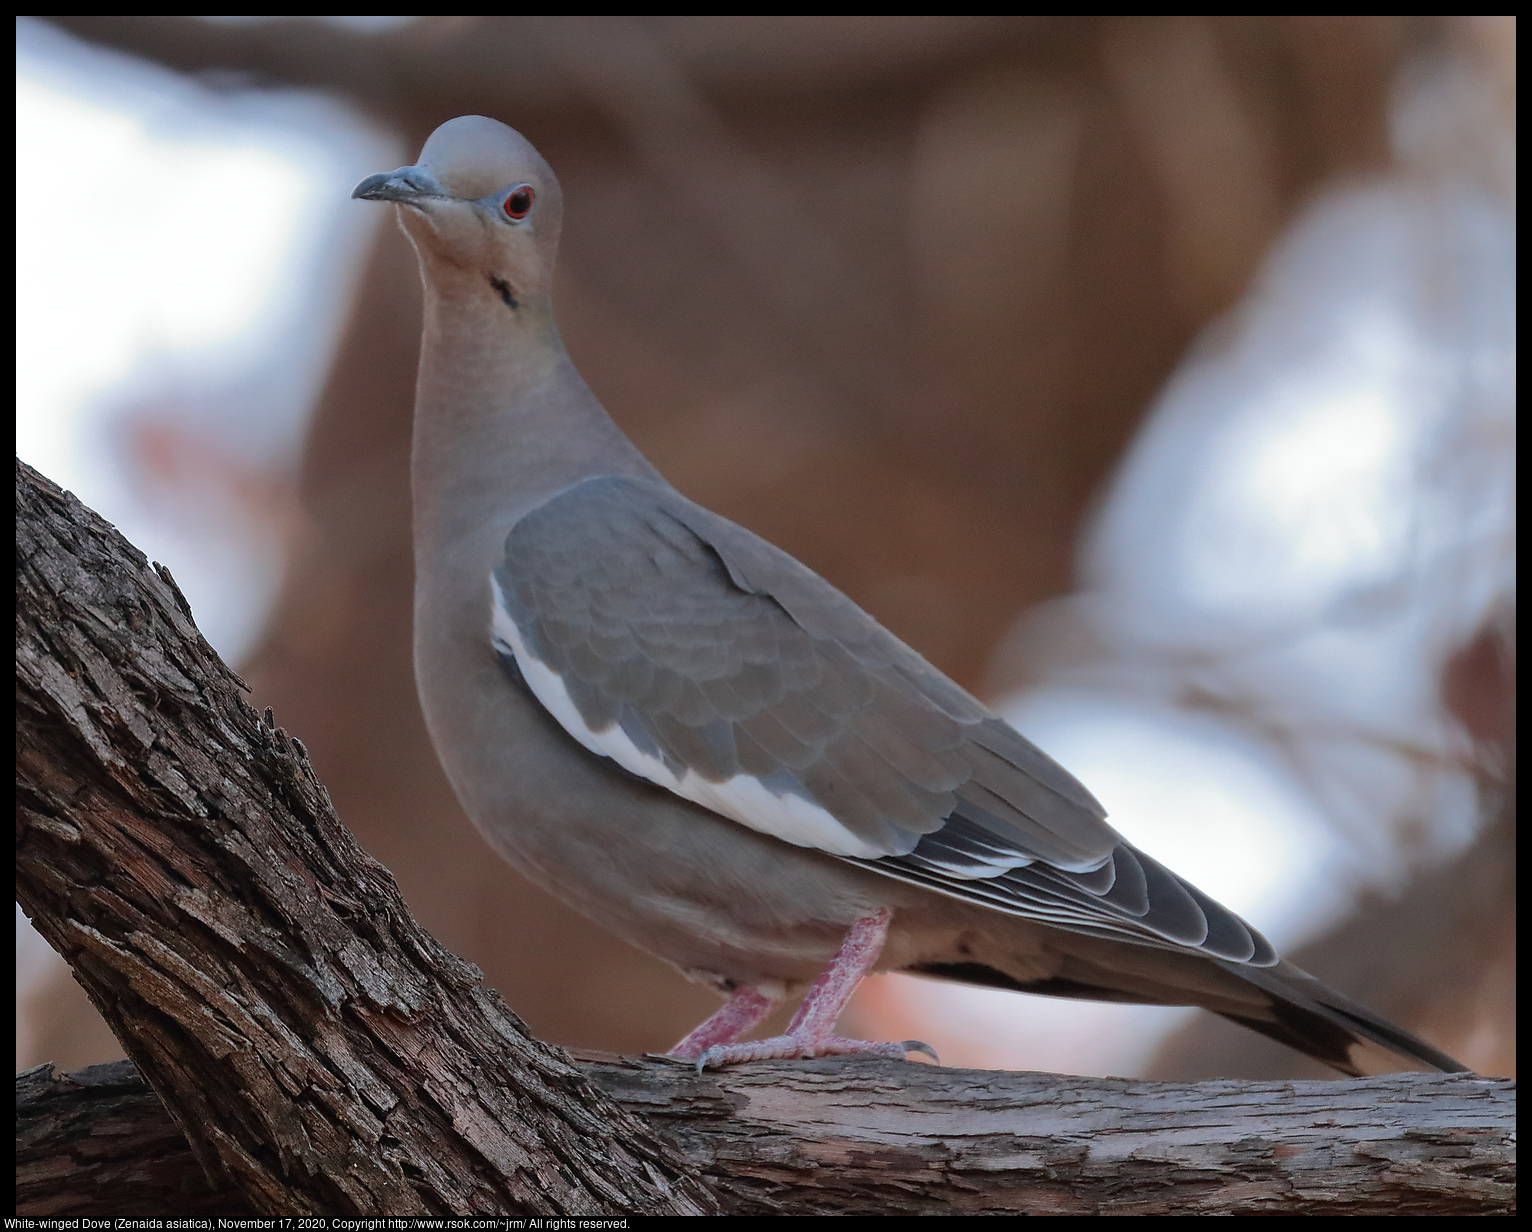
488;274;518;310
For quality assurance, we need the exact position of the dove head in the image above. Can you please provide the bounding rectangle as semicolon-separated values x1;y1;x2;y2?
353;116;562;316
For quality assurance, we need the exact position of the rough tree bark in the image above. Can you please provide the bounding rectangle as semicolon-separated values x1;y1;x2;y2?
18;1056;1515;1218
14;457;1515;1217
15;459;717;1217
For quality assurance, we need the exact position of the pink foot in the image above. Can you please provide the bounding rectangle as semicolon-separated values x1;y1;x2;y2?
689;910;939;1071
668;984;779;1060
696;1032;936;1069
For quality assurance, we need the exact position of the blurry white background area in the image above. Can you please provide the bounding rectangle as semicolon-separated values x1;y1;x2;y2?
17;17;399;663
868;41;1514;1075
15;18;1514;1079
15;15;401;1069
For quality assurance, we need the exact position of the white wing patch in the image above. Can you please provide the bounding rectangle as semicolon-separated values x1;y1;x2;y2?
491;580;888;859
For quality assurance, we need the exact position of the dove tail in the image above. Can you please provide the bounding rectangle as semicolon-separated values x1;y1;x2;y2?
1211;959;1470;1076
907;956;1468;1075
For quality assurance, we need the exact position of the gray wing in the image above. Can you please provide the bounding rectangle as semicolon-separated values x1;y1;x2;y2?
493;475;1275;965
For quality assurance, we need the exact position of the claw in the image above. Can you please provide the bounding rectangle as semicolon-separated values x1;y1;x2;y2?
902;1039;940;1064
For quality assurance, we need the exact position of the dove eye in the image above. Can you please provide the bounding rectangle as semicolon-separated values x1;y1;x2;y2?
504;187;534;220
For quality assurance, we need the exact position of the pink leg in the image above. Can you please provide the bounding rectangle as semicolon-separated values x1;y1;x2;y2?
693;910;938;1071
668;985;779;1059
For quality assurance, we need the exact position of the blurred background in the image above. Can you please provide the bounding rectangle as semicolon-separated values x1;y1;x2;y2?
16;16;1514;1080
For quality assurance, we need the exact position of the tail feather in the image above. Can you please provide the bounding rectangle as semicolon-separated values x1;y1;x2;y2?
1213;959;1470;1075
1213;1004;1366;1076
905;955;1469;1076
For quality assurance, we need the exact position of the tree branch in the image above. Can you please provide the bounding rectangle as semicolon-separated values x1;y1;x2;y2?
18;1056;1517;1217
15;458;717;1216
14;457;1515;1215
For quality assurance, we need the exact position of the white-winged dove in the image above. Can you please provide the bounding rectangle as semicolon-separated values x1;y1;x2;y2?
353;115;1466;1075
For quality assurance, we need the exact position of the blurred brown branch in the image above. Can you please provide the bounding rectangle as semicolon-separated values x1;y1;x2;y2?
40;16;1061;123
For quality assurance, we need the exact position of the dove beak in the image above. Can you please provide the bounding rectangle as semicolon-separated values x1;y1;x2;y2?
352;165;447;206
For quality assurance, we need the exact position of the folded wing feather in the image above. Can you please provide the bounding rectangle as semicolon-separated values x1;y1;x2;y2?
492;475;1276;967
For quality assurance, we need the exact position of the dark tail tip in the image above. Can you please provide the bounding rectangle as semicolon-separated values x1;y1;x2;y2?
1220;959;1471;1076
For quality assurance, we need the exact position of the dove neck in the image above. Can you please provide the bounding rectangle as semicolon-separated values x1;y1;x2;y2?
410;278;664;558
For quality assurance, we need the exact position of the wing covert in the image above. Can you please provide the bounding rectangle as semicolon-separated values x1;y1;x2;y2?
491;475;1274;968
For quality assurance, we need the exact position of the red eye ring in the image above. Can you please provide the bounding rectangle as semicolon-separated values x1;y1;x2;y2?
504;186;534;220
